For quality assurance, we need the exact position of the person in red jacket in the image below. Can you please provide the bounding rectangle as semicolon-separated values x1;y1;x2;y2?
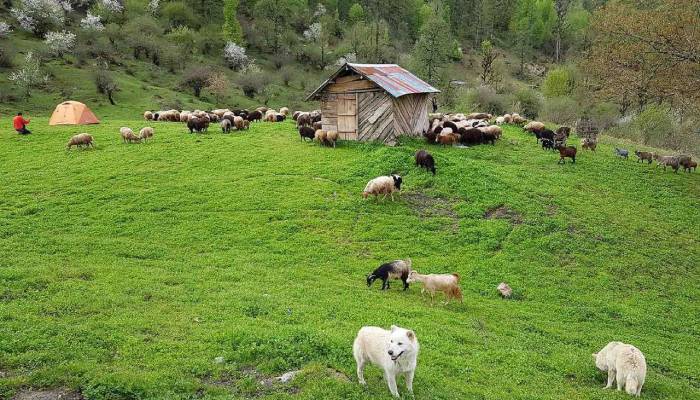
13;112;31;135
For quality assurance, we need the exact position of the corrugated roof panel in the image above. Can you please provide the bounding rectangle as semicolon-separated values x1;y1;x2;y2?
306;63;440;100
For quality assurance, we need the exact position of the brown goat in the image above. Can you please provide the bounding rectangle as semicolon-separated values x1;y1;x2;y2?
654;154;680;172
635;150;653;164
684;160;697;172
581;138;597;151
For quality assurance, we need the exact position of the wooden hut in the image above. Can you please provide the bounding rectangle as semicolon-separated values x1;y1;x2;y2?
306;63;440;144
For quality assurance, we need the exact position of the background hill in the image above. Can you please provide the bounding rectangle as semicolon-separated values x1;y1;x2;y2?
0;0;698;154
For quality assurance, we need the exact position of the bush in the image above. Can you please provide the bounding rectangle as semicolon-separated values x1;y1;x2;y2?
588;102;619;130
235;64;268;98
466;86;508;115
542;96;578;124
542;67;574;98
0;42;14;68
632;104;675;146
161;1;197;29
513;88;542;119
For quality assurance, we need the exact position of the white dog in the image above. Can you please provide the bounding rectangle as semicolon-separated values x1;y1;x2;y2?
593;341;647;396
353;325;419;398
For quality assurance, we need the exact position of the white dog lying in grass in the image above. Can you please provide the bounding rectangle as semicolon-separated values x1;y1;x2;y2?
353;325;419;398
593;341;647;396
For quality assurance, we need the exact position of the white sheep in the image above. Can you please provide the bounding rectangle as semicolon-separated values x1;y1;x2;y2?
362;175;403;201
139;127;154;141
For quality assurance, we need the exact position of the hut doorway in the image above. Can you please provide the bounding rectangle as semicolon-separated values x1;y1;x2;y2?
337;93;357;140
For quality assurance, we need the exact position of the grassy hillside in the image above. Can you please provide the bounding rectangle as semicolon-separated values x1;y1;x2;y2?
0;119;698;399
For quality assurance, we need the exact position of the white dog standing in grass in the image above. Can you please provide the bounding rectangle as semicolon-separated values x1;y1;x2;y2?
593;341;647;396
353;325;419;398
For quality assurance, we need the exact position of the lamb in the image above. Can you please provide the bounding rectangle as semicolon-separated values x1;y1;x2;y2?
436;129;458;146
524;121;546;134
139;127;154;141
299;126;315;141
635;150;653;164
120;127;141;143
221;119;232;133
280;107;289;116
581;138;597;151
654;154;680;172
495;116;506;125
66;133;94;149
367;259;412;290
615;148;629;159
556;145;577;164
497;282;512;298
314;129;327;145
144;111;154;121
415;149;436;175
593;342;646;396
541;138;555;150
406;271;462;303
362;174;402;201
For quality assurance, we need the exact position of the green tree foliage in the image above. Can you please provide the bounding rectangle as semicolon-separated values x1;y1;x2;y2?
542;67;574;97
411;5;452;86
510;0;555;74
223;0;244;43
348;3;364;24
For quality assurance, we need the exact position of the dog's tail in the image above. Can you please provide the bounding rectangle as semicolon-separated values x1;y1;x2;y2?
451;273;460;282
625;375;640;396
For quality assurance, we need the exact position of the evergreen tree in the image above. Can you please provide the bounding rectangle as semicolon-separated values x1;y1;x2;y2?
223;0;244;44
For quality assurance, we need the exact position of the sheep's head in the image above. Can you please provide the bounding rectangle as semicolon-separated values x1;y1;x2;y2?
392;175;402;190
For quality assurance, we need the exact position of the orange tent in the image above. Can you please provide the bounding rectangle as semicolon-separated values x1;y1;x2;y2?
49;101;100;125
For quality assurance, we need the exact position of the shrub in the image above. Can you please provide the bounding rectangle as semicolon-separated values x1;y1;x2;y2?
94;68;118;105
8;51;48;97
0;21;12;38
80;12;104;31
44;30;76;57
223;41;250;71
235;64;267;98
167;25;196;55
513;88;542;119
542;67;574;98
632;104;675;146
181;66;212;97
542;96;578;124
11;0;66;36
0;43;14;68
161;1;196;29
588;102;619;130
466;86;508;115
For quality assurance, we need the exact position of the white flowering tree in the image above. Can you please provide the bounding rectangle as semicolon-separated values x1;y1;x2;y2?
223;42;250;71
11;0;66;36
100;0;123;13
147;0;159;16
0;22;12;38
44;30;76;57
80;12;104;31
9;52;48;97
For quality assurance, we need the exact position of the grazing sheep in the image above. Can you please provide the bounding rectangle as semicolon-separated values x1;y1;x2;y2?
211;109;230;118
424;129;437;144
310;110;322;123
292;111;301;121
467;112;491;120
511;113;527;124
556;145;577;164
233;116;245;130
407;271;462;303
362;174;402;201
654;154;680;172
280;107;289;116
120;127;141;143
615;148;629;159
497;282;512;298
144;111;154;121
415;150;436;175
256;106;268;114
581;138;597;151
503;114;512;124
66;133;94;149
299;126;315;141
314;129;327;145
436;131;458;146
443;120;458;132
495;116;506;125
524;121;546;134
458;127;483;146
683;160;697;172
243;120;250;130
180;111;192;123
275;113;286;122
139;127;154;141
678;155;692;169
247;110;263;122
484;125;502;139
325;130;339;147
635;150;653;164
297;113;312;127
187;117;208;133
221;119;232;133
313;121;322;131
367;259;412;290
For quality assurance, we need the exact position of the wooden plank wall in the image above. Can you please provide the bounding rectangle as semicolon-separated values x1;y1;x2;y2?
326;74;378;93
321;93;338;132
393;94;430;137
357;91;394;142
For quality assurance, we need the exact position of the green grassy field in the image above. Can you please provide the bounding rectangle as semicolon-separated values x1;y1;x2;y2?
0;118;698;400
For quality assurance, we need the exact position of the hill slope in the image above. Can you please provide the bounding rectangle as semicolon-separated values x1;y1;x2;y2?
0;120;698;399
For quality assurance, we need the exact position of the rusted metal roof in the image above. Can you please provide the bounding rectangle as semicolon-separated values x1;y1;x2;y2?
306;63;440;100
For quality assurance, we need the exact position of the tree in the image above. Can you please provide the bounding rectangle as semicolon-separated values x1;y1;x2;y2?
412;9;452;86
256;0;295;53
94;69;118;105
348;3;364;24
223;0;243;43
223;41;250;70
542;67;574;98
510;0;555;75
181;66;212;97
553;0;570;63
44;30;76;57
206;72;231;103
479;40;499;84
583;0;700;112
0;21;12;38
11;0;67;36
8;51;48;97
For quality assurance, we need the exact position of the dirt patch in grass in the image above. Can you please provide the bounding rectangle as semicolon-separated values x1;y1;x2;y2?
403;193;460;232
484;205;523;224
12;388;83;400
